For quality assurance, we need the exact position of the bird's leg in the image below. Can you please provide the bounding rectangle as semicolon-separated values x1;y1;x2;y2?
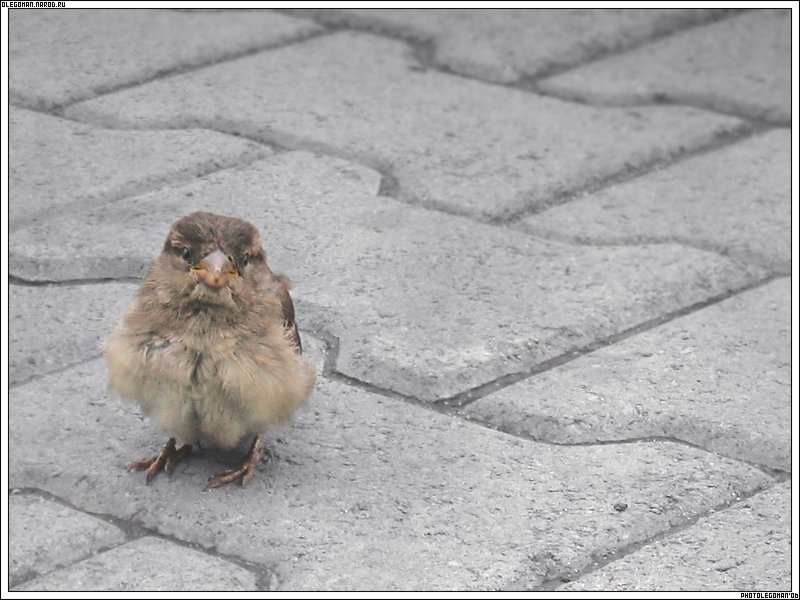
205;434;264;490
128;437;193;484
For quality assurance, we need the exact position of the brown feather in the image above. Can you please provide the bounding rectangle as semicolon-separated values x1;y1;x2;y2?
103;212;316;451
272;273;302;354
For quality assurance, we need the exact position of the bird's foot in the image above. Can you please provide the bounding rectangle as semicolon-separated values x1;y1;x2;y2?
205;434;263;490
128;438;192;484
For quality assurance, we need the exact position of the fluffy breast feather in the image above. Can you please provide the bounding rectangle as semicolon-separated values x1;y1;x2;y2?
103;306;316;449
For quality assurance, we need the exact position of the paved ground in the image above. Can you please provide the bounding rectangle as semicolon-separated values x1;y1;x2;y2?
5;7;794;592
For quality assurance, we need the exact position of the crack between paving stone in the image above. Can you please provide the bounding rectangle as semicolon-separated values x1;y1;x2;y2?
522;86;791;128
278;9;746;91
9;274;142;288
8;487;280;591
522;9;753;82
512;228;791;276
10;102;290;156
19;28;333;115
306;274;786;475
8;148;273;234
495;121;769;225
460;415;791;479
511;9;750;82
8;353;104;389
51;106;769;243
35;77;771;238
273;13;782;137
109;114;766;236
310;327;425;405
441;273;783;409
17;19;769;236
513;475;789;591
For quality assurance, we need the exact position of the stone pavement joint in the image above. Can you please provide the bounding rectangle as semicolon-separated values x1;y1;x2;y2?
45;103;291;155
557;480;791;590
538;10;790;125
9;9;790;590
513;10;744;82
8;105;271;232
9;351;775;590
497;122;762;225
11;487;279;592
309;276;789;478
442;274;781;408
529;84;785;130
282;9;738;83
518;128;790;273
9;490;126;588
54;42;761;232
9;9;326;111
542;477;791;591
9;280;139;385
64;31;747;221
12;152;765;402
52;28;332;112
463;276;791;472
9;354;99;391
514;231;790;277
9;274;142;287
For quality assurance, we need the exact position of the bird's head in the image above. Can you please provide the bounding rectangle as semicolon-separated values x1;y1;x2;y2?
148;211;270;311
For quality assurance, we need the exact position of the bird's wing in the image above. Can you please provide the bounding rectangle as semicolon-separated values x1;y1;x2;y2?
274;275;302;354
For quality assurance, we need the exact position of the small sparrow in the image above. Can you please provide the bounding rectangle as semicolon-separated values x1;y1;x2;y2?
103;212;316;489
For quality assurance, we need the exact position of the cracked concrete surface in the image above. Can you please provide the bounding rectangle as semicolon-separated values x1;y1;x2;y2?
6;7;792;592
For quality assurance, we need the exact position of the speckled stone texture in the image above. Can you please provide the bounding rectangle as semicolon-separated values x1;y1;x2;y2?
520;130;791;272
288;9;729;83
16;537;257;591
9;106;267;229
9;8;320;109
9;493;125;587
560;481;791;591
64;32;747;220
539;10;790;124
9;346;772;590
7;8;791;591
464;278;791;471
9;282;138;385
9;153;768;402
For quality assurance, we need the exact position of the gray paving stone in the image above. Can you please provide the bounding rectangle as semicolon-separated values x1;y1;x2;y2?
15;537;257;591
9;282;138;385
9;106;267;229
9;493;125;587
64;31;747;220
464;278;791;471
519;130;791;272
9;9;320;109
8;351;773;591
560;481;791;591
9;153;767;401
539;10;790;124
292;9;728;83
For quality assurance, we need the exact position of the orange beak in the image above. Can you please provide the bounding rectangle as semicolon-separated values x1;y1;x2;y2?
191;249;239;288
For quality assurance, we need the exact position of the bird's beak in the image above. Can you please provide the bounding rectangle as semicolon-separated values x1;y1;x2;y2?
191;249;239;288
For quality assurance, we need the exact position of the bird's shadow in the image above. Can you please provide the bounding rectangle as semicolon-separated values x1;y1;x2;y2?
188;438;279;477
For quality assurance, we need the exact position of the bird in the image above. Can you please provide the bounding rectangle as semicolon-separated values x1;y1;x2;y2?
103;211;317;489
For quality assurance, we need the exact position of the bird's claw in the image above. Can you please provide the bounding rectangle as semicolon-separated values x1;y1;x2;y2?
128;438;192;484
204;435;263;490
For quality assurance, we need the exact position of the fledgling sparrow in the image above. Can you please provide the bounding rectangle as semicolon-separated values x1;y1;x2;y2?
103;211;316;489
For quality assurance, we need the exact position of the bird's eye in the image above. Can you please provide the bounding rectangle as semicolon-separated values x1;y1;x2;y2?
178;246;192;261
241;253;251;267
